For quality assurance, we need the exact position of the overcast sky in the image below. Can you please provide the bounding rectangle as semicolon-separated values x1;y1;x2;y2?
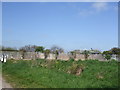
2;2;118;51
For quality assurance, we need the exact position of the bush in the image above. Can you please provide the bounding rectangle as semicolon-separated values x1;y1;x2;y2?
104;54;112;60
69;58;74;62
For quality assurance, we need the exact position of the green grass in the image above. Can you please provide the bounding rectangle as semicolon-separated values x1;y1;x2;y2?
2;59;119;88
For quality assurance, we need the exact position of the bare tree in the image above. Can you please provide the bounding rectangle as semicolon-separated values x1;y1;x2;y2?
70;51;76;60
44;49;51;59
83;50;90;60
19;45;37;52
69;50;81;60
50;46;64;60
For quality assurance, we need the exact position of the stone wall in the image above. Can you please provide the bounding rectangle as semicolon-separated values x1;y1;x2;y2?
57;53;69;61
47;53;56;60
0;51;118;61
88;54;105;61
75;54;85;61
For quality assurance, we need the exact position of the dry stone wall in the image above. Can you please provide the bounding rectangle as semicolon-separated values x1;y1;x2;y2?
1;51;118;61
57;53;69;61
75;54;85;61
46;53;56;60
88;54;105;61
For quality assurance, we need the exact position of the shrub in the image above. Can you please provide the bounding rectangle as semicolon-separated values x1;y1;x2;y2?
104;54;112;60
67;63;85;76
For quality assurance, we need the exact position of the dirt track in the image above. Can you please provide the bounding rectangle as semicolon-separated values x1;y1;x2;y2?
0;75;12;89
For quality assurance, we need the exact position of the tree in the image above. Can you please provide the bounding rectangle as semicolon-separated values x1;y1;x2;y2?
83;50;90;60
51;46;64;53
55;50;59;60
70;51;76;60
102;51;112;60
35;46;44;53
59;48;64;53
19;45;37;59
102;51;112;55
44;49;51;59
104;54;112;60
19;47;27;59
50;46;64;60
110;47;120;55
19;45;37;52
1;46;18;51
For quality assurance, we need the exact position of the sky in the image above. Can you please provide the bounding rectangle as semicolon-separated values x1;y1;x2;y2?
2;2;118;52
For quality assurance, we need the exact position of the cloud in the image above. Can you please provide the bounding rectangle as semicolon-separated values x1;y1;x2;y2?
92;2;108;12
78;2;109;16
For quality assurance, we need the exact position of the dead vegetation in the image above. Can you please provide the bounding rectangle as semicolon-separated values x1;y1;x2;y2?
67;63;85;76
96;72;104;79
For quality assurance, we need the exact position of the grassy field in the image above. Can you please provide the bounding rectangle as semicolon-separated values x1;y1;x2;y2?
2;59;119;88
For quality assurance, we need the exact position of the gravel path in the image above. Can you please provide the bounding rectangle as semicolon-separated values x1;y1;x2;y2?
0;75;12;89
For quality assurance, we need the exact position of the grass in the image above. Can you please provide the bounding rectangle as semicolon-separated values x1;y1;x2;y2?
2;59;119;88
